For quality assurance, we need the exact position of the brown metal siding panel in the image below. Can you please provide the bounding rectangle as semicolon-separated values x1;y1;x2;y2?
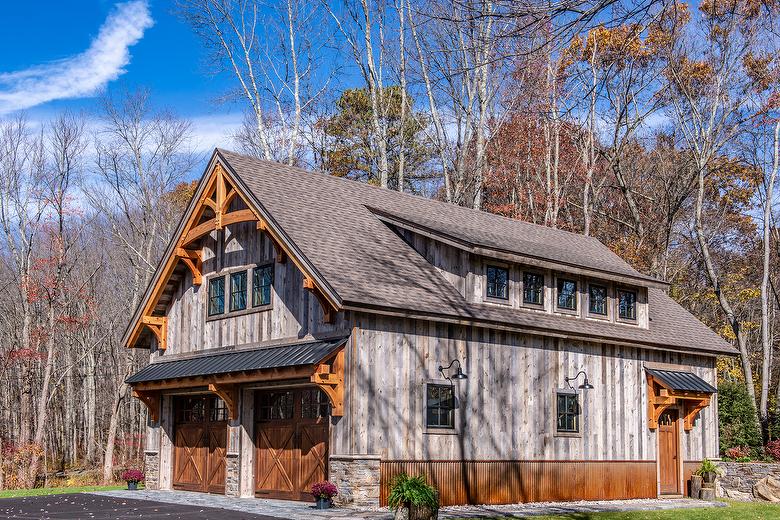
380;461;657;506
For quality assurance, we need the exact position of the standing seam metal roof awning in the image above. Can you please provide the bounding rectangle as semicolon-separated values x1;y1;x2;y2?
646;368;717;394
126;337;348;384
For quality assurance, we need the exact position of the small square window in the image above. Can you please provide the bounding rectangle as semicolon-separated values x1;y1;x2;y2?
252;265;273;307
556;392;580;433
618;290;637;320
426;384;455;429
486;265;509;300
523;272;544;305
588;285;607;315
557;278;577;310
230;271;247;312
208;276;225;316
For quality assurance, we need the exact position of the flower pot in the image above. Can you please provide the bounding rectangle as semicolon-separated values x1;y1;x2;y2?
315;497;332;509
690;475;703;499
127;481;138;491
702;471;717;484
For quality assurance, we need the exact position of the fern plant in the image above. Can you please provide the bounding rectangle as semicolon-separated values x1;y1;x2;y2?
387;473;438;510
695;458;723;476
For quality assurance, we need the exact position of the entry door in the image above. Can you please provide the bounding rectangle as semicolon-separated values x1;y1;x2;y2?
255;388;330;501
658;410;680;495
173;396;229;493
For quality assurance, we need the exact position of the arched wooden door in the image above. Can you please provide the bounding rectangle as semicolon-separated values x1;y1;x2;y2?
173;395;229;493
255;388;330;501
658;409;680;495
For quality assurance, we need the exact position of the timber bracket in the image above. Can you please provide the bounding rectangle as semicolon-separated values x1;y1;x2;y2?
175;248;202;285
311;349;344;416
209;383;240;421
647;374;711;431
133;390;161;423
304;276;336;324
142;316;167;351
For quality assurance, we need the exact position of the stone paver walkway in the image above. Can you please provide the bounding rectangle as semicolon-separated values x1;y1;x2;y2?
92;490;726;519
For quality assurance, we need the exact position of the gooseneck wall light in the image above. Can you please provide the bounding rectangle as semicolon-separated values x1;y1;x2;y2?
438;359;468;385
565;370;594;390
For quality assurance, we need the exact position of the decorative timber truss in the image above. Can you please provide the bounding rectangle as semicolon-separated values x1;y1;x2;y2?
646;373;711;431
126;162;338;349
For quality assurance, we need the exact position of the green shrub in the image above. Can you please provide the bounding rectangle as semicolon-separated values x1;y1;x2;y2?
718;380;761;453
695;458;723;476
387;473;438;511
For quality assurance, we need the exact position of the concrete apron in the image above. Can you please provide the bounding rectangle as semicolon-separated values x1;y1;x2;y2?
90;490;726;519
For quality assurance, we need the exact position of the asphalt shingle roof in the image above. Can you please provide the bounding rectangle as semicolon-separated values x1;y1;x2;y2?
217;149;736;357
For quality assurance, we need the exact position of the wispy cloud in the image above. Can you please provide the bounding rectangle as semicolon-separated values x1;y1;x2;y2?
0;1;153;115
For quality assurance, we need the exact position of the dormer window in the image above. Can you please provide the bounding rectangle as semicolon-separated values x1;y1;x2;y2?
588;285;607;316
557;278;577;311
486;265;509;300
618;290;637;320
523;272;544;306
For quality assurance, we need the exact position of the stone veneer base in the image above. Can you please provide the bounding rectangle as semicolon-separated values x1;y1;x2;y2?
718;461;780;497
225;454;241;497
329;454;381;508
144;451;160;490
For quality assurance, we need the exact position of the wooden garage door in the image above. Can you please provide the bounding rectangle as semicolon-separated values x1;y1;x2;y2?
255;388;329;501
173;396;229;494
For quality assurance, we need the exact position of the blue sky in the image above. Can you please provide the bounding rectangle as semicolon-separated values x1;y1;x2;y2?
0;1;244;150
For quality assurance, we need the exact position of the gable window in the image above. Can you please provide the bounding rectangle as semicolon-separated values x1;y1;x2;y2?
523;272;544;305
208;276;225;316
486;265;509;300
557;278;577;311
426;384;455;429
618;290;637;320
252;264;273;307
230;271;247;312
556;391;580;433
588;285;607;316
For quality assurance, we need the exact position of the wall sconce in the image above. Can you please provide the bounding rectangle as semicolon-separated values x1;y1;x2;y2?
439;359;467;385
565;370;594;390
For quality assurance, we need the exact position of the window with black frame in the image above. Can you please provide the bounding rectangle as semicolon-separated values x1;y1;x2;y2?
618;290;637;320
523;272;544;305
556;392;580;433
486;265;509;300
256;391;294;421
252;264;273;307
301;388;330;419
208;276;225;316
557;278;577;310
588;285;607;315
426;384;455;429
230;271;247;312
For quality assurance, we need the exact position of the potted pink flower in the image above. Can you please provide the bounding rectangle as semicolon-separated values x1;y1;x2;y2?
121;469;145;491
311;481;338;509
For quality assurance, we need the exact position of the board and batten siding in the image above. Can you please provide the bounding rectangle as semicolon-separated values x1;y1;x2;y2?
333;312;718;463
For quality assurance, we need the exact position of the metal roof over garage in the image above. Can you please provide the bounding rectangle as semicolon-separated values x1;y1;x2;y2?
126;336;348;384
645;368;717;394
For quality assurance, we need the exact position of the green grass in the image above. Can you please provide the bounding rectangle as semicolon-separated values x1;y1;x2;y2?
458;501;780;520
0;484;128;499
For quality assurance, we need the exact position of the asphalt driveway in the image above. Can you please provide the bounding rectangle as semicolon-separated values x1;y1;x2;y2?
0;493;284;519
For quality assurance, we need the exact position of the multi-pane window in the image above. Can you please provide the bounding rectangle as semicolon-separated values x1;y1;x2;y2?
486;265;509;300
523;272;544;305
426;384;455;429
556;392;580;433
618;290;637;320
176;396;206;423
301;389;330;419
230;271;247;312
252;265;273;307
208;276;225;316
588;285;607;315
209;397;229;422
256;391;294;421
557;278;577;310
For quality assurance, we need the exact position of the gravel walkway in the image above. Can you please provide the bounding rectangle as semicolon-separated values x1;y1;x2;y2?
92;490;726;519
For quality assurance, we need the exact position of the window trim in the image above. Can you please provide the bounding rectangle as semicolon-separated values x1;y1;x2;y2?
205;263;276;322
617;288;638;322
555;389;582;437
229;270;248;312
555;276;579;314
485;264;510;302
423;381;459;435
252;263;274;308
587;283;609;319
522;270;545;308
207;275;226;317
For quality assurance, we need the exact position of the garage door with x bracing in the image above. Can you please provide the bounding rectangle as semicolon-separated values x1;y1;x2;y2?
173;396;228;494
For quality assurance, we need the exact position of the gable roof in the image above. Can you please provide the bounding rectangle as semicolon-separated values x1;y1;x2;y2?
216;149;735;357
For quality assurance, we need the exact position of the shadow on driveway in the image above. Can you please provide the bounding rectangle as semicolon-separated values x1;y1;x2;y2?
0;493;284;519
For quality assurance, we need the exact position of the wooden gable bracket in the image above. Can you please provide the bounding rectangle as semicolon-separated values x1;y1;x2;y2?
132;390;161;423
208;383;240;421
142;316;167;351
175;248;202;285
311;349;344;416
646;374;712;431
304;276;336;324
257;220;287;263
683;397;710;431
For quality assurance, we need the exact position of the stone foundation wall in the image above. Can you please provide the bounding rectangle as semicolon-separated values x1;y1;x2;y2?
144;451;160;490
329;454;381;508
225;454;241;497
717;461;780;498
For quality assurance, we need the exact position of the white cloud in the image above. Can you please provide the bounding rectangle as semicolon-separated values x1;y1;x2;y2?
0;1;153;114
189;113;244;153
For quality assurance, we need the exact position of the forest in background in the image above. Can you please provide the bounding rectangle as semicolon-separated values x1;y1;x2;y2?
1;0;779;487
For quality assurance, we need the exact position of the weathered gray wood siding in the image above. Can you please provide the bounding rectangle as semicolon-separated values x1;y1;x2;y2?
163;213;347;354
332;313;718;463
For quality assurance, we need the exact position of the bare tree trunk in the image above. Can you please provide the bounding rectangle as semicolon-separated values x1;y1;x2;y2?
102;382;125;484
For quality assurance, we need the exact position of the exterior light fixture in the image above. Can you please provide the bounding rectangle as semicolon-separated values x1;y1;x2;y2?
439;359;467;384
565;370;594;390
